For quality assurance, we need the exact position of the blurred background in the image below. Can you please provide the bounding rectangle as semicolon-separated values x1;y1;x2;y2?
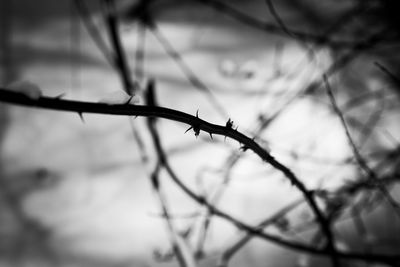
0;0;400;266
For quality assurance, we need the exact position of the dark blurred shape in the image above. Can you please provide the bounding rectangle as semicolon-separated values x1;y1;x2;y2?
377;0;400;36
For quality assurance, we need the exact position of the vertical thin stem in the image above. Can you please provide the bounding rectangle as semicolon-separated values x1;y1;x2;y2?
102;0;138;95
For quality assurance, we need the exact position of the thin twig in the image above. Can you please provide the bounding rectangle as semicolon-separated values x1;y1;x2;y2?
101;0;138;95
146;82;196;267
150;162;197;267
74;0;114;66
375;62;400;97
218;198;304;267
264;0;295;39
324;75;400;217
134;22;146;84
195;0;370;48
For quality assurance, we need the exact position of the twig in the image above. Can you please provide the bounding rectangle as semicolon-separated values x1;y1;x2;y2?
146;83;196;267
324;75;400;217
134;22;146;84
101;0;138;95
150;162;197;267
195;0;369;48
218;198;304;267
375;62;400;95
264;0;295;39
74;0;114;67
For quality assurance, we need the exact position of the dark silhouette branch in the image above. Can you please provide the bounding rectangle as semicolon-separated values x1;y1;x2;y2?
324;75;400;217
218;198;304;267
1;88;399;264
0;87;330;245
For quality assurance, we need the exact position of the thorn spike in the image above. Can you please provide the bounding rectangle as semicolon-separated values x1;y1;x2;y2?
194;127;200;137
55;93;66;99
125;96;133;105
226;118;234;129
78;112;85;123
185;126;193;134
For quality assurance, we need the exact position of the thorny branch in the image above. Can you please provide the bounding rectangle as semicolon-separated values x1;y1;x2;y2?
0;87;331;251
0;88;399;265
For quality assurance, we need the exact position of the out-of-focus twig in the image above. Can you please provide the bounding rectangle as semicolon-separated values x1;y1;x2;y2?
195;0;379;48
74;0;115;67
146;82;197;267
218;198;304;267
101;0;138;95
324;75;400;217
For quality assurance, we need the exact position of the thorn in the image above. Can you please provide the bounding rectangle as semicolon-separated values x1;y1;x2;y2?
194;126;200;138
124;96;133;105
196;109;199;118
54;93;66;99
185;126;193;134
209;132;213;140
78;112;85;123
185;124;200;137
226;118;234;129
240;144;249;152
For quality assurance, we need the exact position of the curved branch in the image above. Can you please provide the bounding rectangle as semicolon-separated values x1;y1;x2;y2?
0;88;316;211
1;88;399;264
